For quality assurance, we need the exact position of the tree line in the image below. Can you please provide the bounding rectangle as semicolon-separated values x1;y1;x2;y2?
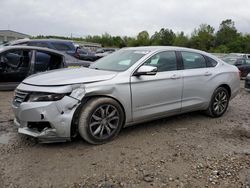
36;19;250;53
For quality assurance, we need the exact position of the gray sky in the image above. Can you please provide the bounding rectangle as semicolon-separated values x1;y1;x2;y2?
0;0;249;37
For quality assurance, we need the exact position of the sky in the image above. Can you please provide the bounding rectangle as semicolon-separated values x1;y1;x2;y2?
0;0;250;37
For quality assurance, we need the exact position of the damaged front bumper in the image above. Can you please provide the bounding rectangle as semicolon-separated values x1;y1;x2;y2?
12;92;81;143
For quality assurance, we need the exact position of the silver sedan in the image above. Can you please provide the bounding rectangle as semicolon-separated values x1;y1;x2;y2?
12;46;240;144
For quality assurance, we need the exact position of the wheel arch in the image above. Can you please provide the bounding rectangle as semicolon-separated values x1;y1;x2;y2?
70;95;127;137
217;84;231;98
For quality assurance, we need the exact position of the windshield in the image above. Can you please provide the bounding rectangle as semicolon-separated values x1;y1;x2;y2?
90;49;149;71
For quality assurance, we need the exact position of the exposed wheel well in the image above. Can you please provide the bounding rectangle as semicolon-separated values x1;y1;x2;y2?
218;84;231;98
70;95;126;137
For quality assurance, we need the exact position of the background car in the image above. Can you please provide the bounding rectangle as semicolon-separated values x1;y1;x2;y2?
223;57;250;78
0;38;30;47
245;73;250;91
222;55;242;65
95;48;118;59
3;39;99;61
233;58;250;78
0;46;91;90
229;53;250;59
76;48;98;61
12;46;240;144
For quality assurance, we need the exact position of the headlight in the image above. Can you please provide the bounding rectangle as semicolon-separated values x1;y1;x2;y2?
27;93;66;102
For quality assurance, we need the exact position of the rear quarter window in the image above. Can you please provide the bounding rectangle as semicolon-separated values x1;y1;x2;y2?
206;56;218;67
181;51;206;69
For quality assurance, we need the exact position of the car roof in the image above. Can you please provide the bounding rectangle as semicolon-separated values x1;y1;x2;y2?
4;38;74;46
28;39;74;43
0;45;70;56
123;46;215;57
7;38;30;45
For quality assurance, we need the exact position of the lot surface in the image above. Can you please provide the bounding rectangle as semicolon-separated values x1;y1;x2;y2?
0;83;249;188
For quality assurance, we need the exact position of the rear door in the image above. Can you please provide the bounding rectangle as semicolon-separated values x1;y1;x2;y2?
130;51;183;121
179;51;217;112
32;50;64;74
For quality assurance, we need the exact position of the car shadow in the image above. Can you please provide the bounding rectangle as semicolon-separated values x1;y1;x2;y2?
121;111;204;135
38;111;206;148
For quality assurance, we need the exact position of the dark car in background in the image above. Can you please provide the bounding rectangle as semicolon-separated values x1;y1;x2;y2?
245;73;250;91
0;46;91;90
232;58;250;78
3;39;99;61
223;57;250;78
77;48;98;61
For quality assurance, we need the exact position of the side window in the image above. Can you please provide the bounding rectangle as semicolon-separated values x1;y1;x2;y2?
34;52;51;72
34;51;63;73
144;51;177;72
181;52;206;69
51;43;72;51
206;56;218;67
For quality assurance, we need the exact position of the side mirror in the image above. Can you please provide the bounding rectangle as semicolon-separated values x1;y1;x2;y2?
134;65;157;76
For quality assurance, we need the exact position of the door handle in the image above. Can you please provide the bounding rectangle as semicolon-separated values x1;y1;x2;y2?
170;74;181;79
204;72;212;76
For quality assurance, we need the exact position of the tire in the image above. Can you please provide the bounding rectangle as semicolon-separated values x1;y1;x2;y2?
206;87;230;117
78;97;124;144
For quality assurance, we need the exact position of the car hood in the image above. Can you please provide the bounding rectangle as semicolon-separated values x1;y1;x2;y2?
23;67;117;86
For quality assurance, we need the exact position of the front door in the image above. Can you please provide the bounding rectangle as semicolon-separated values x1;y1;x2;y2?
0;49;32;83
130;51;183;121
33;50;64;74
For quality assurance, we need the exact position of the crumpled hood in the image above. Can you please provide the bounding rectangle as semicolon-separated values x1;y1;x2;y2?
23;67;117;86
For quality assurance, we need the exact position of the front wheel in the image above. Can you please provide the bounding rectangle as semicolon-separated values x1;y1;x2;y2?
206;87;230;117
78;97;124;144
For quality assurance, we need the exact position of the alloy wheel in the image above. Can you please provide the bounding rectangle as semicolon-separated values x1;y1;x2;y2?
212;90;228;115
89;104;120;139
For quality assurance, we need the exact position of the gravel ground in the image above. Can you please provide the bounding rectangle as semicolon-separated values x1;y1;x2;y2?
0;82;249;188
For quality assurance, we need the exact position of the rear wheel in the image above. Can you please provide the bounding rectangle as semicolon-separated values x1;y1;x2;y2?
78;97;124;144
206;87;229;117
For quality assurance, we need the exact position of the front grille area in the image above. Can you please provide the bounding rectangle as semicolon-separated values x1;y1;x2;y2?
13;89;30;107
27;122;52;132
